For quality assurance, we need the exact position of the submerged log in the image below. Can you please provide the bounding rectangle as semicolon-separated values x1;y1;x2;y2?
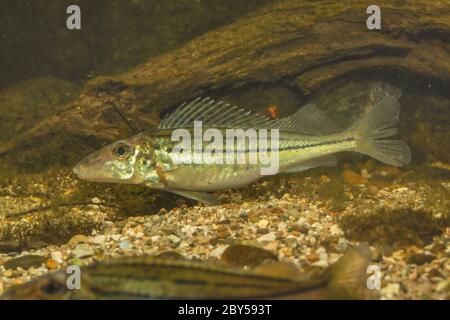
0;0;449;164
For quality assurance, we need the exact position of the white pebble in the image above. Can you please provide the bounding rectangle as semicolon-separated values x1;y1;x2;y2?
257;232;276;243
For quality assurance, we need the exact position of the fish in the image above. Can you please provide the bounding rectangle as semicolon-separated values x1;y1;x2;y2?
73;86;410;205
0;245;375;300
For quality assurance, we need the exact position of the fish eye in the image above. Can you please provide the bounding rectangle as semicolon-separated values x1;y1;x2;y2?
41;280;64;295
113;143;132;159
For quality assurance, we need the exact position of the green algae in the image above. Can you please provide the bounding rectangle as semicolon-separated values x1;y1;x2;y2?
3;255;47;270
221;244;277;267
340;208;447;249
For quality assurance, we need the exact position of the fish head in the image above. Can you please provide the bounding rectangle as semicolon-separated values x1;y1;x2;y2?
73;133;151;184
1;272;70;300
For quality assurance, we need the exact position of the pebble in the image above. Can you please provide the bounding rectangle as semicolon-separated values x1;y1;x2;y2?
3;270;13;277
46;259;58;269
263;241;278;252
436;279;450;292
167;235;181;247
312;260;329;268
91;197;102;204
92;235;106;245
277;222;287;231
329;225;343;237
381;283;400;299
337;238;348;251
257;232;276;244
51;251;63;264
210;245;228;258
257;219;269;228
72;244;95;258
292;223;309;234
284;236;298;248
110;234;121;241
119;241;132;250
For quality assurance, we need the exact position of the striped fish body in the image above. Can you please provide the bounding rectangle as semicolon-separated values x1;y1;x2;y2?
146;129;353;192
0;246;372;300
73;84;410;204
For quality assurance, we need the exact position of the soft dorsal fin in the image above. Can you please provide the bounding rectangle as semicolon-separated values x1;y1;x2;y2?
159;97;275;129
274;104;340;135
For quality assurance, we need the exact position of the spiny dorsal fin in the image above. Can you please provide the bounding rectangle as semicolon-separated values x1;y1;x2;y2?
159;97;275;129
159;98;340;135
275;104;340;135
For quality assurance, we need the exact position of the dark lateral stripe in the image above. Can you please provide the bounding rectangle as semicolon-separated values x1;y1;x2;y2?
185;137;354;154
91;262;296;284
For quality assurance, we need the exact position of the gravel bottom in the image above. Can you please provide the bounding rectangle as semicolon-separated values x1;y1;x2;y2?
0;165;449;300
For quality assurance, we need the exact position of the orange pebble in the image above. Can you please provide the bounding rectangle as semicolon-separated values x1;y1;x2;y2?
266;105;278;119
46;259;58;269
343;169;368;185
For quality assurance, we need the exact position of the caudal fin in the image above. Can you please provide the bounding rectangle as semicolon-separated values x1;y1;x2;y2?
352;92;411;166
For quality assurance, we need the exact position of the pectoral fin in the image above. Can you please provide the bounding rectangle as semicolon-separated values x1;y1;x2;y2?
166;189;221;206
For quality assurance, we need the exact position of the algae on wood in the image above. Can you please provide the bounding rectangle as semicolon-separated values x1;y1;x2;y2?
0;0;449;167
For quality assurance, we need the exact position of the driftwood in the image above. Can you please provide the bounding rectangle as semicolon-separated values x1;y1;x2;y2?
1;0;449;160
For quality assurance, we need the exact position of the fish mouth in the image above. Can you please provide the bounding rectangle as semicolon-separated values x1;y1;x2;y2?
72;161;100;181
72;162;82;177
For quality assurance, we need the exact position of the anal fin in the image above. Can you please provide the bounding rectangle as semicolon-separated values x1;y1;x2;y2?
282;155;337;173
166;189;221;206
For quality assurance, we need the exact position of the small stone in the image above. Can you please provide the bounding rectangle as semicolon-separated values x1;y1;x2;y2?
181;225;197;237
92;235;106;245
3;270;13;277
381;283;400;299
436;279;450;292
257;232;276;244
46;259;58;269
150;236;161;242
239;211;248;219
277;222;287;231
91;197;102;204
284;236;298;249
167;235;181;247
68;258;83;266
337;238;348;251
306;253;319;263
210;245;228;258
72;244;95;258
256;228;269;234
218;218;231;225
263;241;278;252
292;223;309;234
51;251;63;264
257;219;269;228
110;234;121;241
311;260;329;268
119;241;132;250
329;225;343;236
